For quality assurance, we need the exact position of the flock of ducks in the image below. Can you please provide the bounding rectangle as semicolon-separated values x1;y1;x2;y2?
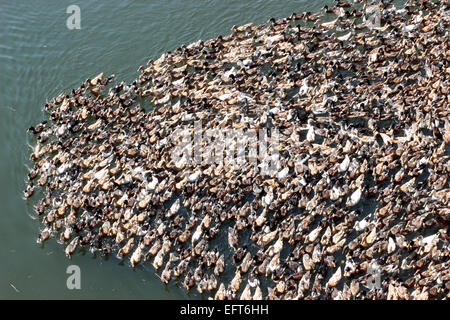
25;0;449;300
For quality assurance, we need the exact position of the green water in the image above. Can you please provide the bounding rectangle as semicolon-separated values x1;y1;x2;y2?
0;0;335;299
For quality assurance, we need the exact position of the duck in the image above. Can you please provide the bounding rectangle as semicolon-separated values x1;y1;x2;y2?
130;243;143;267
230;270;242;293
174;257;190;277
214;283;227;300
196;278;209;294
183;271;195;290
240;284;253;300
232;246;247;264
214;254;225;275
267;253;281;277
65;236;79;258
306;119;316;142
253;285;263;300
193;262;205;282
346;186;362;206
24;183;35;198
152;240;170;270
207;274;218;291
228;226;238;250
239;252;253;273
326;266;342;288
161;261;172;283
